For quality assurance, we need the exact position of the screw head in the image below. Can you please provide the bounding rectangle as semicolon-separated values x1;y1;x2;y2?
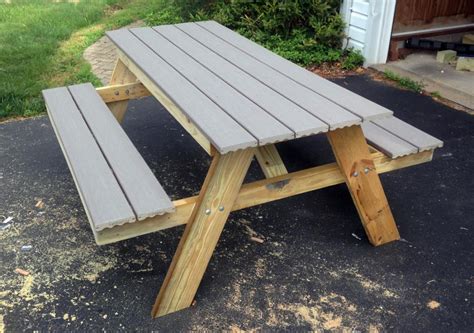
352;171;359;177
218;206;225;212
114;90;119;96
205;209;211;215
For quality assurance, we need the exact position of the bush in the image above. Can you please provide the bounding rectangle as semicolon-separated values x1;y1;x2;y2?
152;0;364;67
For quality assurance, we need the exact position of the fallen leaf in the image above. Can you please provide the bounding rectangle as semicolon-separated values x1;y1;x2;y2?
427;300;440;309
35;200;44;209
14;268;30;276
250;236;264;244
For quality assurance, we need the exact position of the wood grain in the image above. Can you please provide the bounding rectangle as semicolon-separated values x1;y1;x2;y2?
107;59;138;122
255;145;288;178
151;148;255;317
96;82;150;103
95;150;434;245
327;125;400;246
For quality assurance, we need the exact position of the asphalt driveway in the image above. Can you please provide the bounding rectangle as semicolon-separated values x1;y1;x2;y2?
0;74;473;332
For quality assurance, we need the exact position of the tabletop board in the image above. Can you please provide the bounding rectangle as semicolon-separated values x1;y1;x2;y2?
107;21;394;154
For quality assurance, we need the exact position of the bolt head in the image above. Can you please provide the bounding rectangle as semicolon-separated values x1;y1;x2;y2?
364;168;369;174
205;209;211;215
218;206;225;212
114;90;119;96
352;171;359;177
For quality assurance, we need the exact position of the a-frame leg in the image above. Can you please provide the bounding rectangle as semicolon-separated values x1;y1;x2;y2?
151;148;256;317
255;144;288;178
107;59;138;122
327;125;400;246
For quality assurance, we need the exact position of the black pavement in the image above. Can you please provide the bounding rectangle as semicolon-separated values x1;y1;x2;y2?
0;74;472;331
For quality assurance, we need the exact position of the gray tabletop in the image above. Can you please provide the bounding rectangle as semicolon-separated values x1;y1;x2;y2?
107;21;393;154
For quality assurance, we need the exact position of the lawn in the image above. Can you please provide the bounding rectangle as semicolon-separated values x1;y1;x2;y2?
0;0;174;120
0;0;361;120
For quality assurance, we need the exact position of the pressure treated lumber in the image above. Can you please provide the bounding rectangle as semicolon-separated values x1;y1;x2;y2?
255;145;288;178
327;126;400;246
96;82;150;103
151;148;256;317
94;150;434;245
107;59;138;122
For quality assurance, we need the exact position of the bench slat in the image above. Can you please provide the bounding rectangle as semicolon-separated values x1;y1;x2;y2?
177;22;361;130
69;83;175;222
197;20;393;121
373;117;444;152
131;27;294;145
154;24;328;138
362;122;418;158
106;29;257;153
42;87;136;230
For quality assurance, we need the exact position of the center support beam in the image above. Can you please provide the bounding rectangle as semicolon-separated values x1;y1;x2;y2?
151;148;256;318
94;150;433;245
327;125;400;246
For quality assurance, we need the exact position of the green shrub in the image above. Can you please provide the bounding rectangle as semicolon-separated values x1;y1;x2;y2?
341;49;364;70
168;0;355;67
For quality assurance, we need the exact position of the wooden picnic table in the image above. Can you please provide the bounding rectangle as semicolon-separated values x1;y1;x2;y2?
42;21;442;318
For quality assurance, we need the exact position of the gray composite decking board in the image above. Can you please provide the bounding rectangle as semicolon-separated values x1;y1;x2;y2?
154;25;328;137
197;20;393;121
130;27;293;145
372;117;444;152
42;87;136;231
362;122;418;158
176;22;361;130
68;83;175;222
106;29;257;153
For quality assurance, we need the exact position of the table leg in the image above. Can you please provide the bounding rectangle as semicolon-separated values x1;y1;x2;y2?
151;148;256;317
107;59;138;122
255;145;288;178
327;125;400;246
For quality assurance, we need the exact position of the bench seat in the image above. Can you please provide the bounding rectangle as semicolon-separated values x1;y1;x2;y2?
42;83;174;237
362;116;443;158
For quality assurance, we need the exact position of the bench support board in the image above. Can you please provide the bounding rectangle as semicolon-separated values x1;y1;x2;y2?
96;82;150;103
151;148;256;317
327;126;400;246
94;150;432;245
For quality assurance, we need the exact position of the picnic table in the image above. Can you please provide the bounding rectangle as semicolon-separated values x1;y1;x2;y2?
42;21;442;318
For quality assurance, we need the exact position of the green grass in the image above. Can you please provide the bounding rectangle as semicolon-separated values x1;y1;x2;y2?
0;0;178;120
383;70;425;93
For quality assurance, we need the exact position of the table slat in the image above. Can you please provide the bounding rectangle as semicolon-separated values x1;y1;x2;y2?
106;29;257;153
69;83;175;221
154;24;328;137
177;22;360;130
198;20;393;121
131;27;293;145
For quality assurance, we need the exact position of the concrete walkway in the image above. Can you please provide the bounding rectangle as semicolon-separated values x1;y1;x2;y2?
1;74;473;331
372;52;474;110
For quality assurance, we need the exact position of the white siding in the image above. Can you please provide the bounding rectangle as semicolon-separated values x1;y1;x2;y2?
341;0;396;65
